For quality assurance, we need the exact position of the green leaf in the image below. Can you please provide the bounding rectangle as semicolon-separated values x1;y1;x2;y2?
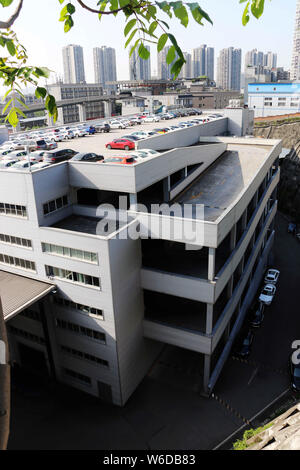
129;38;141;57
64;15;74;32
242;1;250;25
6;40;16;56
138;43;150;60
119;0;130;7
149;21;158;35
35;87;47;99
188;3;213;25
171;58;184;78
124;18;136;36
155;1;172;18
7;108;18;128
125;28;138;48
251;0;265;19
66;2;75;14
34;67;51;78
157;33;168;52
0;0;14;7
166;45;176;64
171;3;188;27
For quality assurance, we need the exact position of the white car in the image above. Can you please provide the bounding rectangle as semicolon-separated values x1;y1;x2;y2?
264;269;280;285
0;148;14;158
109;120;126;129
27;151;46;162
3;150;27;160
9;160;38;170
259;284;276;305
31;162;51;170
131;149;159;158
71;127;88;138
0;159;19;169
44;139;57;150
144;115;160;123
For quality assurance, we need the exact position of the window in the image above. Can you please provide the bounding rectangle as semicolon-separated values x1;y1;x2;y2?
63;367;91;385
46;265;100;288
56;318;106;343
43;194;69;216
60;345;109;367
0;253;35;271
0;203;27;218
42;243;98;264
8;325;45;344
0;233;32;249
53;296;104;319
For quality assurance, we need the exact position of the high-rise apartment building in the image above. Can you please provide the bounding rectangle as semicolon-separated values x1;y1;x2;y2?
157;46;173;80
245;49;264;69
192;45;214;80
178;52;192;79
264;51;277;69
129;46;151;80
217;47;241;91
93;46;117;90
62;45;86;84
291;0;300;80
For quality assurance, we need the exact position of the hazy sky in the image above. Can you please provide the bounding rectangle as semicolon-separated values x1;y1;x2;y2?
2;0;297;85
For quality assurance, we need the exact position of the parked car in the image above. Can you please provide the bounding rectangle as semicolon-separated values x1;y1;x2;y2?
152;128;169;134
43;148;78;164
264;268;280;284
250;302;264;328
234;329;254;358
3;150;27;161
288;222;297;234
27;151;46;162
70;152;104;162
109;120;126;129
71;127;88;138
101;156;137;165
290;353;300;392
259;283;276;305
131;131;156;139
144;115;160;123
131;149;159;159
95;123;110;133
44;139;57;150
0;159;18;169
85;126;96;135
9;160;38;170
105;139;135;150
121;135;142;142
31;162;51;170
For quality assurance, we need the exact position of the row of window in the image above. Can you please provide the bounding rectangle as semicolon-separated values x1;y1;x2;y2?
42;242;98;264
60;345;109;368
63;367;91;385
46;266;100;288
53;296;104;319
0;233;32;249
0;254;36;272
55;318;106;343
0;203;27;218
8;325;45;345
19;309;42;321
43;195;69;216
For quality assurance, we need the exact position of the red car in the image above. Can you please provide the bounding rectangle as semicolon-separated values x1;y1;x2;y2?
105;139;135;150
101;156;137;165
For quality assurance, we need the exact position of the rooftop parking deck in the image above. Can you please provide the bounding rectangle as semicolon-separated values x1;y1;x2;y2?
174;143;272;222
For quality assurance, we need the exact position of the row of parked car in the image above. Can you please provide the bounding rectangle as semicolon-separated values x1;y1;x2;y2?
104;114;222;153
233;268;280;358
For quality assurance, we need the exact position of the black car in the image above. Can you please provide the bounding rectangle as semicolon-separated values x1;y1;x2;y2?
234;329;254;358
290;353;300;392
70;152;104;162
250;302;264;328
121;135;141;142
43;148;78;164
96;123;110;133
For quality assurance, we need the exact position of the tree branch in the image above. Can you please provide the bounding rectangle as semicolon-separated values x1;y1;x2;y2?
0;0;23;29
76;0;142;15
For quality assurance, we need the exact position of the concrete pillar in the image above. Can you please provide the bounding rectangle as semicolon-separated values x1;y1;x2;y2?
104;101;113;118
206;304;214;335
203;354;211;395
163;176;171;202
78;103;87;123
254;190;259;208
238;255;244;276
241;208;248;231
230;224;237;251
129;194;138;211
227;275;233;299
208;247;216;281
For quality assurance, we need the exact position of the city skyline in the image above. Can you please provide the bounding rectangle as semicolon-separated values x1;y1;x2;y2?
6;0;296;88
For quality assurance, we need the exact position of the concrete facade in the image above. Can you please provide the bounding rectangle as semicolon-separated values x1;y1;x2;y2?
248;82;300;117
0;114;280;404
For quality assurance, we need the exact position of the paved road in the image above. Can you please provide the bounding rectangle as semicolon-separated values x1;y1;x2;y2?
7;212;300;450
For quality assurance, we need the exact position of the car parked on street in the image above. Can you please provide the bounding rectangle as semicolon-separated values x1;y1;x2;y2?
259;283;276;305
249;302;265;328
105;139;135;150
290;352;300;392
234;329;254;358
95;123;110;133
264;268;280;284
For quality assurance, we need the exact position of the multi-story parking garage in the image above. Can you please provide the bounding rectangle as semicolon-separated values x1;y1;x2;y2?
0;110;281;405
